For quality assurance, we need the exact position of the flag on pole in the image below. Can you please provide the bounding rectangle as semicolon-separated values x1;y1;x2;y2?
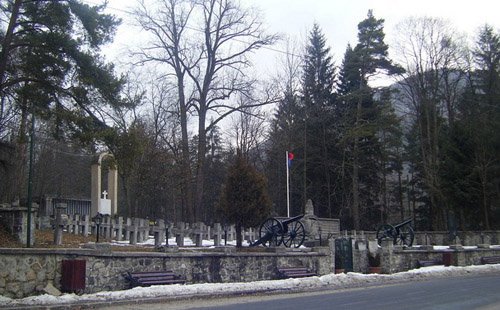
288;152;294;167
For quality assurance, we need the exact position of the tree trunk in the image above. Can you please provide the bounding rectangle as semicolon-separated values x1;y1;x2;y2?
352;138;360;230
480;164;491;230
9;94;29;201
177;72;194;224
195;107;207;223
398;169;404;222
322;124;332;218
352;92;362;231
236;223;243;247
303;119;307;209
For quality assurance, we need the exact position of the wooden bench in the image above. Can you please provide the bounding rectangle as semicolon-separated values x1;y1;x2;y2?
481;256;500;264
124;271;185;288
417;260;443;268
278;266;317;279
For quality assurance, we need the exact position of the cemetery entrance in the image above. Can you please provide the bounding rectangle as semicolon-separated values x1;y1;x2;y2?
335;237;353;272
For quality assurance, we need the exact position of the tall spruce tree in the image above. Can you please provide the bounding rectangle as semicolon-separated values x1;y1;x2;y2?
300;24;337;217
473;25;500;108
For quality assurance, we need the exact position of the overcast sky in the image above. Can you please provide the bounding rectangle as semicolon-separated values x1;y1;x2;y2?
99;0;500;78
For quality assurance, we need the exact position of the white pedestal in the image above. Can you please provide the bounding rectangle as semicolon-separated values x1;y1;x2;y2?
100;199;111;215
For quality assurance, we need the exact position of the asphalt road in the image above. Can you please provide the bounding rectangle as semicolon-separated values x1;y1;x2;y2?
98;274;500;310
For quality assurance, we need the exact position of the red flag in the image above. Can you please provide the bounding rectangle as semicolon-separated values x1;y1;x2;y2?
288;152;294;167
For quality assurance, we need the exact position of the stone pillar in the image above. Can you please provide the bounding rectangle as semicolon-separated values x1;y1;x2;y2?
154;219;165;247
54;203;67;245
102;215;112;239
129;218;140;245
193;223;204;247
115;216;124;241
72;214;80;235
227;225;235;241
124;217;132;241
108;168;118;216
213;223;222;246
91;163;101;217
81;215;90;237
141;218;149;242
176;222;185;246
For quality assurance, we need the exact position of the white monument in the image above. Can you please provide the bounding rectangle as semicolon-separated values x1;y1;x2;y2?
303;199;319;239
91;153;117;217
100;190;111;215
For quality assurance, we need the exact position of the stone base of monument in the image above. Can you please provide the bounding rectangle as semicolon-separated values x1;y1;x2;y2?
304;240;321;248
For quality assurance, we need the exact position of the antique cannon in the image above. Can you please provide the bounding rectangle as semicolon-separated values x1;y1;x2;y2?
250;214;306;248
376;218;414;247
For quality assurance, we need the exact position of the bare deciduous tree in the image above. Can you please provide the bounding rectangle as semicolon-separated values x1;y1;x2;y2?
133;0;279;222
393;17;467;229
227;103;267;166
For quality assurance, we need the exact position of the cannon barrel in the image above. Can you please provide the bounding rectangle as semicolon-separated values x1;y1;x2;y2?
281;214;304;226
394;218;412;229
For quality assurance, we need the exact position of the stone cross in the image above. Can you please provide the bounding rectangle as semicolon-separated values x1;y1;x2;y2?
213;223;223;246
54;203;67;245
102;190;108;199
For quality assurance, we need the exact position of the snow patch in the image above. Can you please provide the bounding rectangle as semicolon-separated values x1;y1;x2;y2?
1;264;499;308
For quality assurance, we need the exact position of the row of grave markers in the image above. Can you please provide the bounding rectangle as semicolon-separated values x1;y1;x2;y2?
53;213;258;246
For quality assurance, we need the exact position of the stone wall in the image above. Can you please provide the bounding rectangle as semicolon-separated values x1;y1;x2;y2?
345;235;500;275
0;205;38;246
2;235;500;299
357;230;500;246
381;246;500;274
0;244;334;299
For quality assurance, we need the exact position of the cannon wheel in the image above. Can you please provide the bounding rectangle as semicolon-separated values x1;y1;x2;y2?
283;221;306;248
259;218;284;247
376;224;396;246
395;225;414;247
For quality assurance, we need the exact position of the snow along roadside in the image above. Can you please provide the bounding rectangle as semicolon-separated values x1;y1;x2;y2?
1;264;500;308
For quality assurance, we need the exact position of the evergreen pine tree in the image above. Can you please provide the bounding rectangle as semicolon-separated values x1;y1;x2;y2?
338;10;401;229
300;24;337;217
217;150;272;247
0;0;125;202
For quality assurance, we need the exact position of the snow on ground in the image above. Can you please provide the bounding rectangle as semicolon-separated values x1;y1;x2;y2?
112;236;500;250
1;264;500;308
112;236;252;247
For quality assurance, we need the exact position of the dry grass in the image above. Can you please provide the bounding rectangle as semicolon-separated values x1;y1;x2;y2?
0;224;20;248
0;227;156;252
0;226;266;252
